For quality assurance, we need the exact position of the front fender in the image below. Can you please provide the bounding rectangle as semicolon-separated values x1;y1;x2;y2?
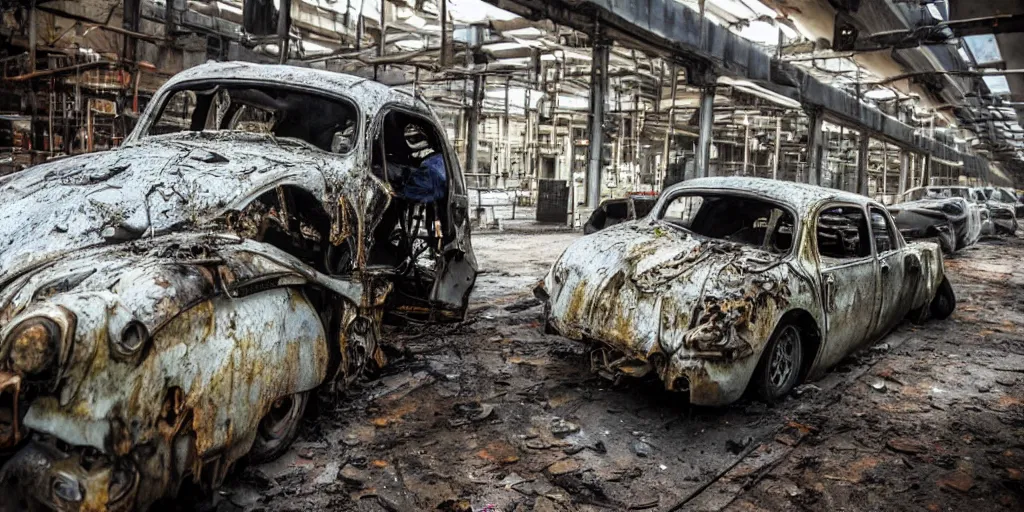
22;287;329;456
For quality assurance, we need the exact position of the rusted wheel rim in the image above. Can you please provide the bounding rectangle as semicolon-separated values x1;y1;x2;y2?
260;396;300;441
768;326;799;389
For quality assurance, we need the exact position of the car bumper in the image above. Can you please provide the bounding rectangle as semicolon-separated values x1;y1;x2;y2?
555;320;757;406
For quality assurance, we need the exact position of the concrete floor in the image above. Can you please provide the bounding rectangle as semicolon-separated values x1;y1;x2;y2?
195;231;1024;512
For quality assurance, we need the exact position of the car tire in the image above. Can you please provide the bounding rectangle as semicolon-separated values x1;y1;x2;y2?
930;277;956;321
754;324;803;403
249;391;309;463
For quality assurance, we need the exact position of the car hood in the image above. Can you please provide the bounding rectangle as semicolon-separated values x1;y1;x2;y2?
542;221;796;358
985;201;1015;212
0;131;345;286
888;197;947;209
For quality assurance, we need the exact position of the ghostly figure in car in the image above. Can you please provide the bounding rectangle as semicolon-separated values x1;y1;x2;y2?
385;121;447;204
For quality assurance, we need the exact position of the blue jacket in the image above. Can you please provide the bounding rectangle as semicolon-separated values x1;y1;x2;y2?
402;153;447;203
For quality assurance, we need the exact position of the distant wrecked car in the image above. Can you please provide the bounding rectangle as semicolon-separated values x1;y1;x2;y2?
584;195;657;234
888;186;983;253
536;177;954;406
0;62;477;510
980;187;1019;235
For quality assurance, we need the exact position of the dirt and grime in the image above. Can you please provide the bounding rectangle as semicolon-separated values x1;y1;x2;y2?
185;232;1023;512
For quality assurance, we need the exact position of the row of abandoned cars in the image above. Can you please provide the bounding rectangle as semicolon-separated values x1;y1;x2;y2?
587;185;1023;255
889;185;1022;253
0;62;963;510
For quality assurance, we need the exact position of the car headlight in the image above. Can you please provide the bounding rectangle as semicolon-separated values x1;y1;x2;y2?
6;318;61;376
110;321;149;361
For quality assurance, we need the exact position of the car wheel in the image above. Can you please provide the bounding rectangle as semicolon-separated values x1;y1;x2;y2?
755;324;803;403
930;277;956;321
249;392;309;463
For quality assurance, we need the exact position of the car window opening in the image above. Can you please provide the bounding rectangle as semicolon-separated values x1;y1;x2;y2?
148;84;358;153
584;197;657;234
817;206;871;259
869;208;897;253
660;193;795;255
368;110;452;303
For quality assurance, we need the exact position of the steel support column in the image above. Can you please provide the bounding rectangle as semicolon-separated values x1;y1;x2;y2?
660;65;678;189
694;87;715;178
165;0;175;39
278;0;291;63
856;133;869;196
28;1;37;72
805;109;823;186
374;0;386;76
882;143;888;199
466;74;483;177
898;151;909;196
586;38;609;207
772;116;781;180
502;76;511;181
124;0;142;62
742;121;750;176
440;0;449;67
922;154;931;187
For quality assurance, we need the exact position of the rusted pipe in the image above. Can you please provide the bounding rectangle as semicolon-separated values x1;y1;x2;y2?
88;23;167;44
2;61;110;82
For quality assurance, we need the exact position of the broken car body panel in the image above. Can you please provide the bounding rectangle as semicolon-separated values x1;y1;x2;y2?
539;177;946;406
0;62;476;510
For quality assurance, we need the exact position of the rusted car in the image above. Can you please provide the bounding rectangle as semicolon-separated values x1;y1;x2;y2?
0;62;476;510
536;177;954;406
980;187;1019;235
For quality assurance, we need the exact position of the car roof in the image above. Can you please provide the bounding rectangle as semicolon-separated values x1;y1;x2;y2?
158;61;431;116
923;185;968;191
667;176;875;212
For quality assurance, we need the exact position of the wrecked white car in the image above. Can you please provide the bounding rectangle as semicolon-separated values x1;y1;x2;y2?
536;177;954;406
0;62;476;510
889;186;984;253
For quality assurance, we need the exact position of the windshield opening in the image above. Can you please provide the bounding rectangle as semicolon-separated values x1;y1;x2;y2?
659;192;795;255
145;83;358;153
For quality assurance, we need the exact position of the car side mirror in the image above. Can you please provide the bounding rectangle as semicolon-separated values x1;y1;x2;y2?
331;133;352;154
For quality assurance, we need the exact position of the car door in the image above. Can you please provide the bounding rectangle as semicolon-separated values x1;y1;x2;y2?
430;124;478;320
814;203;880;369
367;104;478;322
868;205;914;338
